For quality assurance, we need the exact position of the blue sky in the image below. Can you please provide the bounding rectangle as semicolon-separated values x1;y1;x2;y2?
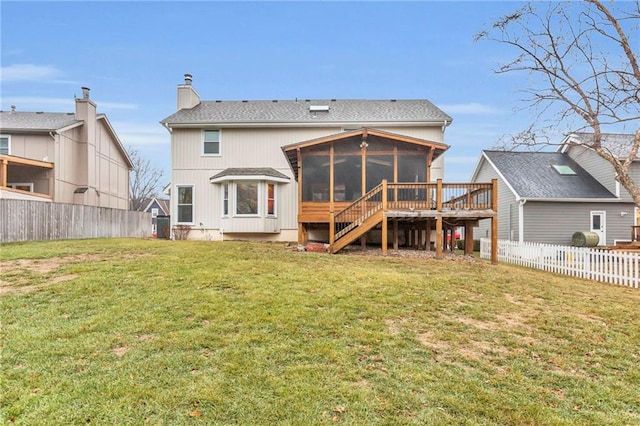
2;1;566;185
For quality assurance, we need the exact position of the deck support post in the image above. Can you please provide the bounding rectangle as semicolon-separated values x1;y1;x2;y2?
435;217;443;259
329;212;335;246
0;158;7;188
435;179;443;259
464;221;474;255
382;217;388;255
298;223;308;246
393;220;399;250
425;219;431;251
382;180;388;255
491;178;498;264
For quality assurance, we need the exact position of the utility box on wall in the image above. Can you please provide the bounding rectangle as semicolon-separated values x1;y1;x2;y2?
156;216;171;239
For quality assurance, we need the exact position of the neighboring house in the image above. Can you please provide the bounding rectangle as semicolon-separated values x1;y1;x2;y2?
143;197;170;236
161;74;497;256
471;138;637;246
0;87;133;209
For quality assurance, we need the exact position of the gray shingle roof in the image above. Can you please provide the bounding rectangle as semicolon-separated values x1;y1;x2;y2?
569;132;636;158
484;150;616;199
210;167;290;181
0;111;80;131
161;99;452;125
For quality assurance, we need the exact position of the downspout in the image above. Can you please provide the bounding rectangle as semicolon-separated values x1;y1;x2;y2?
49;131;57;198
508;203;511;241
518;198;527;243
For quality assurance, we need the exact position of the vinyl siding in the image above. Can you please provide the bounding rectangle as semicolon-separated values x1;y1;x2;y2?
566;145;640;203
566;145;620;198
171;124;446;240
523;201;635;246
5;133;54;160
472;157;518;241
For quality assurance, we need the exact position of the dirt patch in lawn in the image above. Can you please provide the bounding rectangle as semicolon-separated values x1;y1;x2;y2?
339;246;482;262
0;253;152;295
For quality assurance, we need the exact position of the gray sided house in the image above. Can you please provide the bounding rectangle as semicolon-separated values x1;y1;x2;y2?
142;197;170;237
0;87;133;209
160;74;498;257
471;146;636;246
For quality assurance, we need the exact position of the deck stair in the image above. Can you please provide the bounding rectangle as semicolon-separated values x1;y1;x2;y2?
328;179;499;260
330;183;384;253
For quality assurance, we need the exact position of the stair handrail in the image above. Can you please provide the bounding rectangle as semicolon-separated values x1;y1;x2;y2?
332;182;384;242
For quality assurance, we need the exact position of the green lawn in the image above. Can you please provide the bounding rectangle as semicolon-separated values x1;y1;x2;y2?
1;239;639;425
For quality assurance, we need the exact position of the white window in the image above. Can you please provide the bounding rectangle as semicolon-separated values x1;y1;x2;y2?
0;135;10;155
235;182;259;216
176;185;194;223
203;130;221;156
151;208;159;218
220;181;279;218
266;183;276;217
8;182;33;192
222;183;229;216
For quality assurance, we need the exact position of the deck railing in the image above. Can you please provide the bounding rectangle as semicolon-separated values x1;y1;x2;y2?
385;182;494;211
331;180;495;243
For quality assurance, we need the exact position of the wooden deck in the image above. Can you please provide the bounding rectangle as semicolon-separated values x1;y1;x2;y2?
298;179;498;262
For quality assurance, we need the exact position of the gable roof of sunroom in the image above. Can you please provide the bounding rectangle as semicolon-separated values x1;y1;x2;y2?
282;128;449;180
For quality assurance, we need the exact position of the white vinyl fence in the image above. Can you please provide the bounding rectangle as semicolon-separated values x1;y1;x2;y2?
480;238;639;289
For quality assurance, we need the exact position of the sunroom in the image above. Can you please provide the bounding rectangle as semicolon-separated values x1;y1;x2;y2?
282;128;498;260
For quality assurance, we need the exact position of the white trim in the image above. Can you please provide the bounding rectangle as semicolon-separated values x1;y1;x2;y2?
519;197;621;203
221;183;229;218
166;120;449;129
266;182;277;218
0;134;10;155
518;199;526;243
478;152;521;199
233;181;261;217
202;129;221;156
7;182;33;192
175;185;195;224
210;174;289;183
590;210;606;246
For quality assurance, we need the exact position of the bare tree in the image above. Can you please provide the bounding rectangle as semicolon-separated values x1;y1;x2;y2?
129;148;164;211
476;0;640;205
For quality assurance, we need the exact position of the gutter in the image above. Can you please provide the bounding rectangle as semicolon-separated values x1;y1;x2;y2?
160;120;451;129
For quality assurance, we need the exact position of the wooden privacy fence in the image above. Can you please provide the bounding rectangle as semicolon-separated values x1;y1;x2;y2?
0;199;152;243
480;238;639;289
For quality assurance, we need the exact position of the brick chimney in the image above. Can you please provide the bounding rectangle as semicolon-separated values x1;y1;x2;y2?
177;73;200;110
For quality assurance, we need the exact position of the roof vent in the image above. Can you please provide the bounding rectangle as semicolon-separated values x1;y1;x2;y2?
309;105;329;112
10;105;16;113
